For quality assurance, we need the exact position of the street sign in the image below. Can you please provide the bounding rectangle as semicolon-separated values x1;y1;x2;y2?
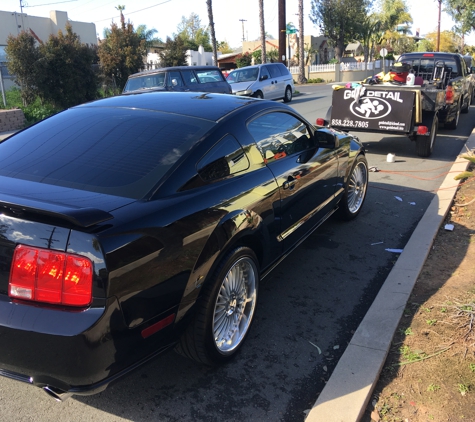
380;48;388;57
286;23;297;34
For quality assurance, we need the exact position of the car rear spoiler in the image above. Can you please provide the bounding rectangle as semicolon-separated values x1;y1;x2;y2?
0;193;113;228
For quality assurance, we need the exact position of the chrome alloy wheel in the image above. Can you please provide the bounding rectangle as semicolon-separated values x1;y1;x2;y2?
212;257;257;354
347;161;368;214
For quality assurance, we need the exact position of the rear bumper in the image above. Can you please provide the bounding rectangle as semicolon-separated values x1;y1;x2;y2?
0;296;177;395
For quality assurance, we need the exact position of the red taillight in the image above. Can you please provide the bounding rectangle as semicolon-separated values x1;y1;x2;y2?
316;118;327;126
9;245;93;307
446;85;454;104
417;126;428;135
422;53;434;57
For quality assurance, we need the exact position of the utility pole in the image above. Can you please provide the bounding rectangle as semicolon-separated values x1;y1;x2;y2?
239;19;247;43
278;0;286;64
436;0;441;52
19;0;25;30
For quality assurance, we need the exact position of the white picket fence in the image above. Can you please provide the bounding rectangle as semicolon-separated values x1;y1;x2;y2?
289;60;394;75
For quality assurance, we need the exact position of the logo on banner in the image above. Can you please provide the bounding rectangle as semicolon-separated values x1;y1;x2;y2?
350;98;391;119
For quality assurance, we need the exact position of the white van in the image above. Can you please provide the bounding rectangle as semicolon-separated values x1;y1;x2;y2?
226;63;295;102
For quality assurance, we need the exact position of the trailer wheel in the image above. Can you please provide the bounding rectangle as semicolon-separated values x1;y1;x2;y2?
446;101;461;129
416;115;438;157
462;92;471;113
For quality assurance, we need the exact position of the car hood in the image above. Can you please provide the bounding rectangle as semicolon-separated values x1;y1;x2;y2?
229;81;254;94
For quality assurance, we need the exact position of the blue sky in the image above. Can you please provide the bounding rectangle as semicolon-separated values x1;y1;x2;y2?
1;0;474;48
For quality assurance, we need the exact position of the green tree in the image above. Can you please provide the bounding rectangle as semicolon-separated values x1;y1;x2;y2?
6;26;98;108
5;31;40;105
444;0;475;34
217;41;233;54
136;24;161;48
235;52;252;68
420;30;460;52
267;48;279;62
310;0;371;62
378;0;413;48
98;21;146;91
158;36;188;67
37;25;98;108
177;13;213;52
417;38;435;52
358;14;381;62
252;49;262;64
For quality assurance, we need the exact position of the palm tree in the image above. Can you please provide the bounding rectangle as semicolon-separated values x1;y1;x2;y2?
259;0;266;63
115;5;125;28
136;25;160;48
297;0;306;83
207;0;218;66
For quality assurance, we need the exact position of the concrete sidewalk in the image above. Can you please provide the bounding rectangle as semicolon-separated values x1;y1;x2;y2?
305;130;475;422
0;130;17;141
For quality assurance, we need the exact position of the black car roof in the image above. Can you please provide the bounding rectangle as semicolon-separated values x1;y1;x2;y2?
399;52;463;59
76;92;261;122
128;66;222;78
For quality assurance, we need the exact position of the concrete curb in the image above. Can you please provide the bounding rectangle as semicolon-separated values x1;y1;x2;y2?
305;129;475;422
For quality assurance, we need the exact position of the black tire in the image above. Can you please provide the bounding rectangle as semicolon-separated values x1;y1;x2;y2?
337;155;368;220
253;91;263;99
446;101;461;129
462;92;470;113
416;115;438;157
283;86;292;103
175;247;259;365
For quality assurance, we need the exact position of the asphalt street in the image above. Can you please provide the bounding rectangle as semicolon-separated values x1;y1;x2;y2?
0;86;472;421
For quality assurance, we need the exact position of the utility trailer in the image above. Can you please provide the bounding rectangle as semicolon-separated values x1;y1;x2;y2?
327;83;445;157
324;53;473;158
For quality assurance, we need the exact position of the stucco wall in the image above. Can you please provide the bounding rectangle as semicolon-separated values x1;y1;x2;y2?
0;10;97;47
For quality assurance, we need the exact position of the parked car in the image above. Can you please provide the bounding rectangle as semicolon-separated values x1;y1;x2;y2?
226;63;295;102
123;66;232;95
0;92;368;400
397;52;473;129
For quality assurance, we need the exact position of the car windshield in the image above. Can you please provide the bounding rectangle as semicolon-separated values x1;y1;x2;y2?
0;107;213;199
123;73;166;92
226;68;259;84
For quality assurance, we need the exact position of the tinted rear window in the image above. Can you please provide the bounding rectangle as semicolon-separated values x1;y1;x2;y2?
124;73;166;92
195;69;225;83
0;108;212;199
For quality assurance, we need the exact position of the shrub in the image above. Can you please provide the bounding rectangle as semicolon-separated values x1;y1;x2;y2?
22;100;61;125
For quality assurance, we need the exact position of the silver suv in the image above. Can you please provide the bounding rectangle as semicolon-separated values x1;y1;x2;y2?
226;63;295;102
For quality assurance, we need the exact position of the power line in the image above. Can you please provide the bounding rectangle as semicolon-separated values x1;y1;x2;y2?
23;0;78;7
95;0;172;23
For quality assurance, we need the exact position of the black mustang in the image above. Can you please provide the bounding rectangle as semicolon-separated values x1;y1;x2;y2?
0;92;368;400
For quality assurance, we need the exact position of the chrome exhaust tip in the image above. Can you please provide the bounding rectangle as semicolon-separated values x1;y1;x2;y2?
43;385;73;401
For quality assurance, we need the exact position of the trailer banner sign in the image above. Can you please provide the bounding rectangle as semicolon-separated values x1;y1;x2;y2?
331;88;415;132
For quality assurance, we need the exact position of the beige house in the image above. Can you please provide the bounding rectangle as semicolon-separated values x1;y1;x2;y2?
242;35;334;66
0;10;97;90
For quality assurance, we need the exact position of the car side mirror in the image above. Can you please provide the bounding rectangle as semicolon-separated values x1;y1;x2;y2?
315;130;339;149
260;75;269;81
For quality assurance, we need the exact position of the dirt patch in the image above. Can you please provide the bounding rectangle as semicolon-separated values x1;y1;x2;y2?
363;164;475;422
